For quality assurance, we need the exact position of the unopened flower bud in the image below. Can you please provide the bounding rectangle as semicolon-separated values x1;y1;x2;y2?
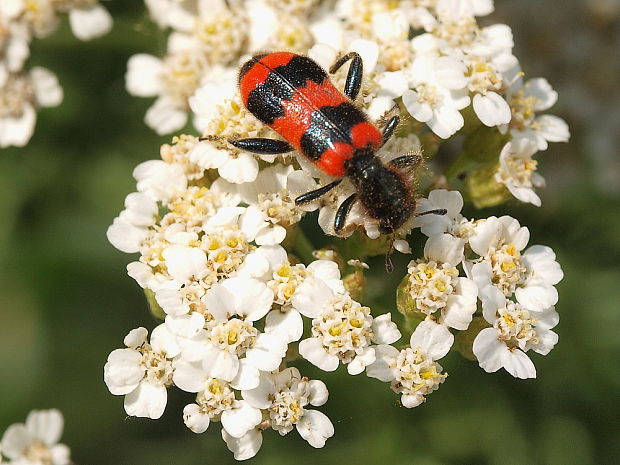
455;316;491;361
466;162;512;208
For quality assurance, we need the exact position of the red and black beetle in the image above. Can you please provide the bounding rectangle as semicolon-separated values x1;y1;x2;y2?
228;51;445;238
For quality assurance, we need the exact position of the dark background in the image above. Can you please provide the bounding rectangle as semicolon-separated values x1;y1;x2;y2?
1;1;619;464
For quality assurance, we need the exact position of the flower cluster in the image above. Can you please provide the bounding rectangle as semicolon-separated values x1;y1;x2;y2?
0;0;112;147
0;409;70;465
106;0;568;460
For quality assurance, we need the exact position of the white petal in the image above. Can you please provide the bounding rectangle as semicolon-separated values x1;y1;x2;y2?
219;154;259;184
308;380;329;407
441;277;478;330
124;327;148;348
125;54;163;97
106;216;147;253
264;309;304;343
183;403;210;433
150;323;181;357
255;224;287;245
144;97;187;135
202;345;239;381
515;284;558;311
124;380;168;419
104;348;144;395
500;348;536;379
428;104;465;139
221;428;263;461
50;443;71;464
469;217;502;256
522;245;563;285
402;90;433;122
291;277;334;318
401;393;425;408
409;320;454;360
531;326;559;355
0;103;36;148
0;424;29;459
298;338;339;371
424;233;464;265
230;358;260;391
26;409;63;445
244;333;287;372
366;345;398;382
69;4;113;41
162;245;207;283
173;361;207;393
347;347;376;375
221;401;262;438
473;92;512;126
30;67;63;107
242;372;275;409
221;277;274;321
472;327;504;373
525;78;557;110
371;313;401;344
296;410;334;448
435;56;468;89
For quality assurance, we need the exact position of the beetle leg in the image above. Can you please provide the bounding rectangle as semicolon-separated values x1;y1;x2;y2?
329;52;363;101
415;208;447;217
295;179;342;205
227;138;294;154
389;152;423;169
381;115;400;146
334;193;357;234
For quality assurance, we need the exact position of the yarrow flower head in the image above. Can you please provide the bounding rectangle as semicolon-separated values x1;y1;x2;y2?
105;0;568;459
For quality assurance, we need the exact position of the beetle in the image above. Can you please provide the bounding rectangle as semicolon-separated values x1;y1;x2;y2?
228;51;445;241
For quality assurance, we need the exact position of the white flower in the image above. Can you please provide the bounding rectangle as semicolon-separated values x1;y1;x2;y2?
0;67;62;148
402;54;470;139
104;325;178;419
367;320;453;408
495;137;546;206
126;36;207;135
106;192;158;253
239;164;315;245
503;75;570;150
172;277;286;384
469;216;563;310
189;65;238;133
133;160;187;202
0;409;70;465
296;281;401;374
473;290;559;379
181;378;262;439
413;189;476;241
263;256;345;343
407;234;478;330
240;367;333;454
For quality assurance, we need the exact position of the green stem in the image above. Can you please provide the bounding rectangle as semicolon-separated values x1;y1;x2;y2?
293;227;316;264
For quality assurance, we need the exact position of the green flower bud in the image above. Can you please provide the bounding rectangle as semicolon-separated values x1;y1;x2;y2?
343;270;366;302
466;162;512;208
455;316;491;361
144;288;165;320
462;126;510;163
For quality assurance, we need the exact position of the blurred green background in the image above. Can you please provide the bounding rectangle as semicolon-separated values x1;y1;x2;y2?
1;1;619;464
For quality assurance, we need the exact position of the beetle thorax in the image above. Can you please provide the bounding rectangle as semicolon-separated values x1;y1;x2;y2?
345;149;415;234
